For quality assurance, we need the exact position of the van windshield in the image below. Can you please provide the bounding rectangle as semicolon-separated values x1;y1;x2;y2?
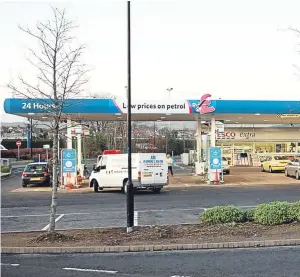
274;156;289;160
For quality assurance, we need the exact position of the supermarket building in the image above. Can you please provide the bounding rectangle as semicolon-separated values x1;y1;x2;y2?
3;96;300;167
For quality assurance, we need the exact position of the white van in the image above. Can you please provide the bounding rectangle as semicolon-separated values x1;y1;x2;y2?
89;153;168;194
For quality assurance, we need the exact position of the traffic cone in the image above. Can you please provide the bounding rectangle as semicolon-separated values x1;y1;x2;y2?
214;169;219;185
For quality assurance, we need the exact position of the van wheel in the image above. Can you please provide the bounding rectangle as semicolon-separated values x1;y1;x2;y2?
123;182;136;194
296;171;300;180
153;188;161;194
92;180;99;193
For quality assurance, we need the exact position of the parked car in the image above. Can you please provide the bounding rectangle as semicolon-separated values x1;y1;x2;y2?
285;158;300;180
261;156;290;173
21;162;52;187
222;157;230;174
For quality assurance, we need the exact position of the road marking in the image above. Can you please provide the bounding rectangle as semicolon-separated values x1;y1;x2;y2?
63;267;118;274
170;275;191;277
174;163;185;169
2;206;256;219
2;212;90;218
1;263;20;267
11;187;53;193
134;211;138;226
41;214;65;231
138;205;256;213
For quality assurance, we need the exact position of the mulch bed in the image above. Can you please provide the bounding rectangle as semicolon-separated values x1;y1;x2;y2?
2;222;300;247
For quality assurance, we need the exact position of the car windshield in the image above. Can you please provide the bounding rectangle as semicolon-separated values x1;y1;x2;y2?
25;164;47;172
274;156;289;160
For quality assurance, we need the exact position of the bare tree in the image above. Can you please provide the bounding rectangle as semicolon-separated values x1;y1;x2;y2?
7;7;90;233
84;92;128;152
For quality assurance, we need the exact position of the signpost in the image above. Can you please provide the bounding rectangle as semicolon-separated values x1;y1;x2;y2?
16;140;21;161
61;149;77;189
43;144;50;162
209;147;223;184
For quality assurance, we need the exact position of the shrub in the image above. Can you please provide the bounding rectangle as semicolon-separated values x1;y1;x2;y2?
0;165;11;173
200;205;244;224
290;201;300;222
254;201;294;225
243;208;255;222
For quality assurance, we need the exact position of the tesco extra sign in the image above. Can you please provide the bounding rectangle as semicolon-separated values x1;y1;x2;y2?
216;130;256;140
216;131;236;139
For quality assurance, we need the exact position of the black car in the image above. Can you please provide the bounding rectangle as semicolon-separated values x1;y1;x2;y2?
21;162;52;187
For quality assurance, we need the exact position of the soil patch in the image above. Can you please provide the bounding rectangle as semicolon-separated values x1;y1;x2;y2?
2;222;300;247
30;232;76;244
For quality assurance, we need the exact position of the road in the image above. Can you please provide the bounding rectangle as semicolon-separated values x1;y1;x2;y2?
2;246;300;277
2;171;300;232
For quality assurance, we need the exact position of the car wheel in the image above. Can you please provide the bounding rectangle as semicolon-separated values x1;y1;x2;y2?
153;187;161;194
22;183;27;188
261;165;265;172
269;166;273;173
92;179;99;193
285;169;289;177
296;171;300;180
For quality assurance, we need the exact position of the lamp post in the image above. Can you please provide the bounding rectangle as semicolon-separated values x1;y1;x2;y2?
166;88;173;143
166;87;173;100
126;0;134;233
153;121;156;152
27;113;35;159
162;135;168;154
30;118;33;159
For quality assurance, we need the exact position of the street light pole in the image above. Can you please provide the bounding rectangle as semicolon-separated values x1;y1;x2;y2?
166;88;173;149
153;121;156;152
126;0;134;233
166;87;173;100
30;118;33;159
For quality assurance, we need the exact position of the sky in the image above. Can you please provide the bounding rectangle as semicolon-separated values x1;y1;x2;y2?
1;0;300;122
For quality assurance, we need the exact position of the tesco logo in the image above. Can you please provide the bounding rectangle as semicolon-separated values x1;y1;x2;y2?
216;131;236;139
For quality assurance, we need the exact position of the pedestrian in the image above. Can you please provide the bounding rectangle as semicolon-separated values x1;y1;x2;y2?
167;154;174;176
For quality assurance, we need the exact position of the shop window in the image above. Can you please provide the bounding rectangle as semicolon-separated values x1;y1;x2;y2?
255;144;274;153
287;142;296;153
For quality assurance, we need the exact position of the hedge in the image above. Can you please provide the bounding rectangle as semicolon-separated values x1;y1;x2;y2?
200;201;300;225
254;201;294;225
1;139;54;149
290;201;300;222
200;205;245;224
0;165;11;173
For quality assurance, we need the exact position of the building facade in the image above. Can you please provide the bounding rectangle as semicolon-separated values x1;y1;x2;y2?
215;127;300;166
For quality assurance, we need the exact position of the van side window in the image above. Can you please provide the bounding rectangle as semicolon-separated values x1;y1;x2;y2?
101;157;107;167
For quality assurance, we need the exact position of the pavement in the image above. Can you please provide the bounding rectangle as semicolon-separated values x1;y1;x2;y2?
2;246;300;277
2;170;300;232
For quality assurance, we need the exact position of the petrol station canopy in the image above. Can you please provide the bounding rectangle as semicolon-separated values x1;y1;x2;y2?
3;97;300;124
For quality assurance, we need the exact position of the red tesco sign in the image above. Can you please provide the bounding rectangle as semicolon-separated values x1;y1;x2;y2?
16;141;22;147
216;131;236;139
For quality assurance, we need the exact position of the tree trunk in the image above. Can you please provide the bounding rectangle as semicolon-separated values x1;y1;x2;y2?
49;125;59;232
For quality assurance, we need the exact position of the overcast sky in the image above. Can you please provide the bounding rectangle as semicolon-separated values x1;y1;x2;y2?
1;0;300;122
